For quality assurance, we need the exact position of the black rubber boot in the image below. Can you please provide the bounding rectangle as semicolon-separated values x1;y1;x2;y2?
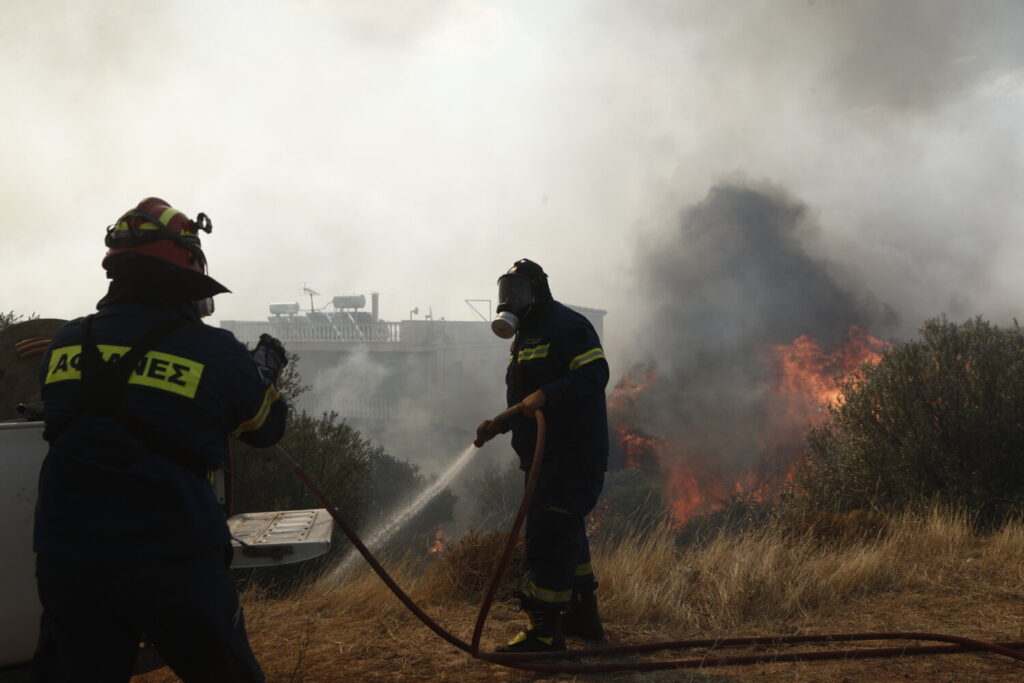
561;581;605;641
497;593;567;653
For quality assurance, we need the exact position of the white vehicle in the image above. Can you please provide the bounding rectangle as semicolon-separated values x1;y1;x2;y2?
0;320;334;671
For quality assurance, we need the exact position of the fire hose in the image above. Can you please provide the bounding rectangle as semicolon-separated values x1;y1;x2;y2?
272;408;1024;675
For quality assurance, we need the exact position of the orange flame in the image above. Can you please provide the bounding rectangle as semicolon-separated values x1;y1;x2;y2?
610;325;890;527
428;524;449;554
769;325;890;429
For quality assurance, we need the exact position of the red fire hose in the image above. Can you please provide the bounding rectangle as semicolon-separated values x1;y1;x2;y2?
273;409;1024;675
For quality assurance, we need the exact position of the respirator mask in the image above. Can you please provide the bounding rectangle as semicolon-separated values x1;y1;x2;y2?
194;296;215;318
491;273;534;339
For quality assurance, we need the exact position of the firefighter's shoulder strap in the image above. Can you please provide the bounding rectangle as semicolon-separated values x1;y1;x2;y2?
78;313;188;407
45;314;209;479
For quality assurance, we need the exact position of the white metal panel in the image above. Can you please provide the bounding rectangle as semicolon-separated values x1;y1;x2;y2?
0;421;46;667
228;509;334;569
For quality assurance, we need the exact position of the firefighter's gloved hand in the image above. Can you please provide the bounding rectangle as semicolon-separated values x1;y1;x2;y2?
517;389;547;418
251;333;288;384
474;419;503;448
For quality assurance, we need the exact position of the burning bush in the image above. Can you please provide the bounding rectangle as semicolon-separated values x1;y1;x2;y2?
608;326;890;529
430;529;528;603
797;316;1024;526
675;495;778;547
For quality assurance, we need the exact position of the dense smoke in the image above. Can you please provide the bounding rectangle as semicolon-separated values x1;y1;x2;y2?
1;1;1020;506
623;180;898;466
2;1;1021;332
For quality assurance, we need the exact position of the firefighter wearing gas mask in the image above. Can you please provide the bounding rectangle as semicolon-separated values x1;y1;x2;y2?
32;198;287;681
475;258;609;653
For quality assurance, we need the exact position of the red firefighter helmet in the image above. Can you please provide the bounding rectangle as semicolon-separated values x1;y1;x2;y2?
103;197;212;274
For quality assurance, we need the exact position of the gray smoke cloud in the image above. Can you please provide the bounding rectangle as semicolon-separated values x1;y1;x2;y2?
1;2;1021;479
624;180;898;465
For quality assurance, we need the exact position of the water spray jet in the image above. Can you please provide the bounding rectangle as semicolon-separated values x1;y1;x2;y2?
329;443;479;580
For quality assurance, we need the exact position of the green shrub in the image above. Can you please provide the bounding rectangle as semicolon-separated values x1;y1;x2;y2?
228;355;455;587
797;316;1024;526
0;310;39;332
230;411;375;523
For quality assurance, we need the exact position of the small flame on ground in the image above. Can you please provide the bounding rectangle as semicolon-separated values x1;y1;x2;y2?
428;524;450;554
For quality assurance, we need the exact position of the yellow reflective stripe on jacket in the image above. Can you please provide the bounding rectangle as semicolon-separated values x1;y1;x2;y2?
517;344;550;362
44;344;204;399
528;580;572;604
569;347;605;370
232;385;280;436
575;561;594;577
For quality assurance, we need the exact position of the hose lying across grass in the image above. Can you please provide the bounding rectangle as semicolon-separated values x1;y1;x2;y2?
272;409;1024;675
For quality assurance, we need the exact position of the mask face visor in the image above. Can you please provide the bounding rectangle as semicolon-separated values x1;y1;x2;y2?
496;273;534;314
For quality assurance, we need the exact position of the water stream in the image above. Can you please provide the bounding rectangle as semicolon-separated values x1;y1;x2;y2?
328;443;479;580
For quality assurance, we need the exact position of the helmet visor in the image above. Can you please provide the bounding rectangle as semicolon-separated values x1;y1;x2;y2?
496;273;534;313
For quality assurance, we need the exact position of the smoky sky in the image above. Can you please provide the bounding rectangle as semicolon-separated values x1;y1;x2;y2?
625;180;897;463
0;0;1021;400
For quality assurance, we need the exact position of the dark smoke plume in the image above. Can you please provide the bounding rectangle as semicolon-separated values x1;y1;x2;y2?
624;180;897;467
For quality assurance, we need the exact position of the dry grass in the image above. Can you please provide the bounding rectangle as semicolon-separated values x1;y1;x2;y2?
135;507;1024;682
594;507;981;636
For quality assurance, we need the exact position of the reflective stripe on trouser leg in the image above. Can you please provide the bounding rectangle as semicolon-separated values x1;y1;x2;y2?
573;534;597;590
525;503;588;607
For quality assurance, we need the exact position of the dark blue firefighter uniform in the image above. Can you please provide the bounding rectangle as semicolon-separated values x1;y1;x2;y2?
505;300;609;607
32;302;287;682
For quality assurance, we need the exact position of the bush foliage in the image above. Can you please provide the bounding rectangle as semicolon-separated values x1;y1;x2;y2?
797;316;1024;525
230;356;456;587
230;411;375;525
0;310;38;332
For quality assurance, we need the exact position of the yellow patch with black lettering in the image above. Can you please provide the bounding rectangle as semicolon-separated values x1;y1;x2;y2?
45;344;204;399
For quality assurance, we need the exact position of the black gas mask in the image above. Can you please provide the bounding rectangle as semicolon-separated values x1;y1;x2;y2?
492;273;535;339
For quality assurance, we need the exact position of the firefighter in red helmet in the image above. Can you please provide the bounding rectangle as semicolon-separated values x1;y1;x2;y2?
102;196;223;317
33;198;286;681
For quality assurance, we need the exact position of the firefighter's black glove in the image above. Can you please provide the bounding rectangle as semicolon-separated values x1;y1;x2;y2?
252;333;288;384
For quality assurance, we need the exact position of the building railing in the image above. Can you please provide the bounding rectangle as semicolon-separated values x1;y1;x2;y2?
221;321;402;345
296;397;396;422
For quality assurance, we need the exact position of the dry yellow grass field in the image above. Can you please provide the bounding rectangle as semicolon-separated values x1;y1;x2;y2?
135;509;1024;682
